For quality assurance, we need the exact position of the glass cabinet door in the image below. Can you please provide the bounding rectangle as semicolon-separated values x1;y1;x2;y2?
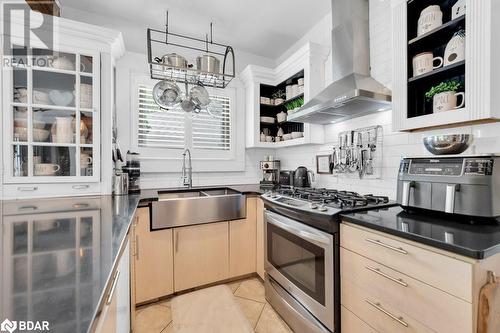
4;45;99;182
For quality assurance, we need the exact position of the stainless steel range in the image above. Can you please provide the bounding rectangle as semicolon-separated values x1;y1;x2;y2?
261;187;396;333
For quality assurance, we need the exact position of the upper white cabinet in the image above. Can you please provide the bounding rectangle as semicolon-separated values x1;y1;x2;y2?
392;0;500;131
1;13;124;198
240;43;329;148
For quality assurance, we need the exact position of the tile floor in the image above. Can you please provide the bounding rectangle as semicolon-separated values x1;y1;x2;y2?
135;277;293;333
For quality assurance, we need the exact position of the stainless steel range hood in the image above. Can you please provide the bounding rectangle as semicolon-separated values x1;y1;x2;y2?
287;0;391;125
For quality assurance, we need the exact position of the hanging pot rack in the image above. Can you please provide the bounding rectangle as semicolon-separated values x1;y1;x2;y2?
147;12;235;89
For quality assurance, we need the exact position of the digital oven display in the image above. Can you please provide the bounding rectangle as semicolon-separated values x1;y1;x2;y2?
408;158;463;176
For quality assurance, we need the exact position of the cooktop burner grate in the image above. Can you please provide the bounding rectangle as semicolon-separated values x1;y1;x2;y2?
275;186;390;209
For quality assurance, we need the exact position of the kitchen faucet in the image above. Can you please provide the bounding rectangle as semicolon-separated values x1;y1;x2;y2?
182;149;192;188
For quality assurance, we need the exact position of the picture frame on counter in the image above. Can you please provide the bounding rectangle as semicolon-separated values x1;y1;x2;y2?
316;155;333;174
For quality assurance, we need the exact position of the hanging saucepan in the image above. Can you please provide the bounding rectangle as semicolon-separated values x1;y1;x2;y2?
152;80;182;108
196;54;220;74
155;53;192;69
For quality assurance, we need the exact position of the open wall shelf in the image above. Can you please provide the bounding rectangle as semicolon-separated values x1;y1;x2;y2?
259;70;305;140
406;0;466;119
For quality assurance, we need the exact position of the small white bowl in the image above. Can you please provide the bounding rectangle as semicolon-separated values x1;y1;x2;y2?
260;116;275;124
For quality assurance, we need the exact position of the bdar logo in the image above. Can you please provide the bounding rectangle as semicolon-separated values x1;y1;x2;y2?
0;319;17;333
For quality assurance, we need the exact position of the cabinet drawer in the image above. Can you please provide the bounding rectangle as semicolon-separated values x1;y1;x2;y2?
341;306;378;333
341;248;473;333
340;223;473;301
342;278;435;333
3;182;101;199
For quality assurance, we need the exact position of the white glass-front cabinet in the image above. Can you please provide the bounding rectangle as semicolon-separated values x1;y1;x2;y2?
1;15;124;198
391;0;500;131
3;47;100;182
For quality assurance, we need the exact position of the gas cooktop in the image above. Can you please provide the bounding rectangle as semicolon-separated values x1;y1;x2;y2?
262;186;397;233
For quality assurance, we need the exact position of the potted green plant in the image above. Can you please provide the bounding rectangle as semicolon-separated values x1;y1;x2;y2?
272;90;286;105
425;80;465;113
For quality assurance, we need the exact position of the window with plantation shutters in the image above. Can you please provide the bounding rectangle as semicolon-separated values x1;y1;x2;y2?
136;84;232;151
137;85;185;149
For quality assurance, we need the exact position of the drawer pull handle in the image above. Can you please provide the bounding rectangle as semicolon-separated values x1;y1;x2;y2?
18;205;38;211
365;266;408;287
17;186;38;192
106;270;120;305
73;203;89;209
72;185;90;189
365;299;408;327
366;238;408;254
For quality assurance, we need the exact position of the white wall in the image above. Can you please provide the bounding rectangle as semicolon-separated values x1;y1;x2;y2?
275;0;500;199
62;7;275;188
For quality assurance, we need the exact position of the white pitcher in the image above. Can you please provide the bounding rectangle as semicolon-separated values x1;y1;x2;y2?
53;117;74;143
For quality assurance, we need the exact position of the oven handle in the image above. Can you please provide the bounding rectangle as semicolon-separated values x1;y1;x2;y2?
266;212;331;246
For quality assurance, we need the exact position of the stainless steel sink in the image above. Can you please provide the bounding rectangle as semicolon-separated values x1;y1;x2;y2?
158;191;207;200
152;187;246;230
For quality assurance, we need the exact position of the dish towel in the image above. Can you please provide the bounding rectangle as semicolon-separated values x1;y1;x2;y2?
478;271;500;333
171;285;254;333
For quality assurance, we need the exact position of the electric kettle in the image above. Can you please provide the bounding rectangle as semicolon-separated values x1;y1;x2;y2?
293;166;315;188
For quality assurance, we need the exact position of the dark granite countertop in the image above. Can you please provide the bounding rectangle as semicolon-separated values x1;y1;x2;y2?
341;206;500;259
139;184;265;203
0;194;140;333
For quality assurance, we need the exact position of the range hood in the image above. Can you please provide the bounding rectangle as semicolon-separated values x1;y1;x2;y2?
287;0;391;125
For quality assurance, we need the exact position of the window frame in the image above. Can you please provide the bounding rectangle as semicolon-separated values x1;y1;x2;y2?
130;74;245;173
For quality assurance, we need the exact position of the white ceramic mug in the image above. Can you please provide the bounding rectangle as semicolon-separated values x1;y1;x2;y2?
433;91;465;113
80;154;93;168
35;163;60;176
444;34;465;65
265;136;274;143
413;52;443;77
418;5;443;36
275;136;282;142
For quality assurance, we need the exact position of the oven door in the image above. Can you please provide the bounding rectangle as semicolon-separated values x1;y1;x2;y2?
265;210;334;332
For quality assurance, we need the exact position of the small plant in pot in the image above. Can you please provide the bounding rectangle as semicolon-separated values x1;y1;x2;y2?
272;90;286;105
425;80;465;113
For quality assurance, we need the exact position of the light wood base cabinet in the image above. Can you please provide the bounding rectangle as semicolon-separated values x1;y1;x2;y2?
134;207;174;304
95;241;130;333
256;198;265;280
340;222;500;333
174;221;229;292
229;198;257;277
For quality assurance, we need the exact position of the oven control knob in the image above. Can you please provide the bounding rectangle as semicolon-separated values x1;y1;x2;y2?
309;203;318;209
318;204;328;212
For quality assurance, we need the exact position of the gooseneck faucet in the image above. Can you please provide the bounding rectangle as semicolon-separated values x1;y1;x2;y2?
182;149;192;188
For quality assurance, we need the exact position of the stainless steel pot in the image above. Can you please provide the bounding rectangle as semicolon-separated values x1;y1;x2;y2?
196;54;220;74
155;53;191;68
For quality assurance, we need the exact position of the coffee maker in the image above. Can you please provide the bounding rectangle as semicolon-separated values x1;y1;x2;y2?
122;151;141;193
260;160;280;188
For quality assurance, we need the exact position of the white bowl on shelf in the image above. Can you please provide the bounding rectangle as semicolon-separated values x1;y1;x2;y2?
283;133;292;141
291;131;304;139
14;118;46;129
14;127;50;141
33;90;51;105
260;116;275;124
48;90;74;106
